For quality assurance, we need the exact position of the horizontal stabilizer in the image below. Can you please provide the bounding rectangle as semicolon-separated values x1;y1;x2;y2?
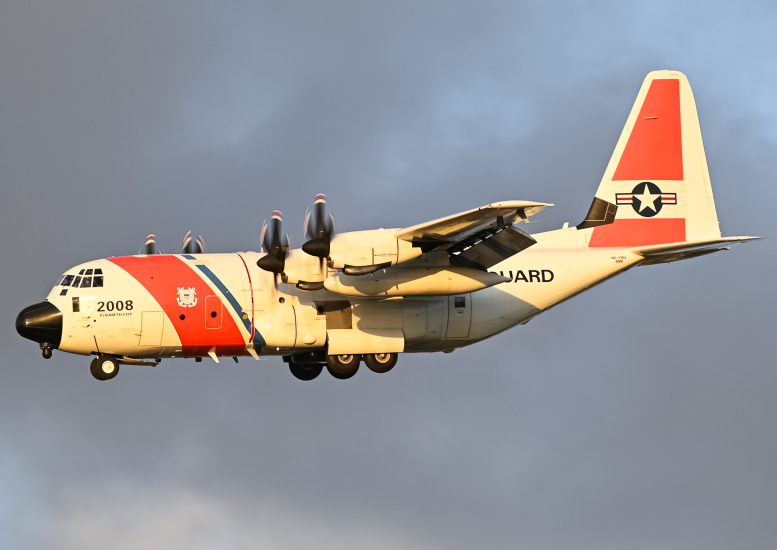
633;236;760;265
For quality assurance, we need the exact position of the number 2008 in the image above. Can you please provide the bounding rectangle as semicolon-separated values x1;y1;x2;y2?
97;300;133;312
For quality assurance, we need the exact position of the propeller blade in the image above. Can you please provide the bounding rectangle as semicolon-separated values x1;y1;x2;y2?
260;220;267;252
302;194;335;260
195;235;206;254
182;230;193;254
257;210;289;274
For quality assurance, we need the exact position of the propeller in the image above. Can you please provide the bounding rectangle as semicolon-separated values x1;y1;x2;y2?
145;234;156;255
302;194;335;263
257;211;289;281
182;230;206;254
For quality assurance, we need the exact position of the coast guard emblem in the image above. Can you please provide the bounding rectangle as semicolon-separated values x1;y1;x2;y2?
176;287;197;308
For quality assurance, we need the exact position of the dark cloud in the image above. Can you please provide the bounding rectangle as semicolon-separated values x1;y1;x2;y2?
1;1;775;548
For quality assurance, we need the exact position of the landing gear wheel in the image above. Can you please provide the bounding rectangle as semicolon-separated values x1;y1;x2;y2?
326;354;360;379
289;362;324;381
90;356;119;380
364;353;398;373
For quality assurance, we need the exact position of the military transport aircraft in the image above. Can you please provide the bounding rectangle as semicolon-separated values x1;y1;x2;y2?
16;71;759;381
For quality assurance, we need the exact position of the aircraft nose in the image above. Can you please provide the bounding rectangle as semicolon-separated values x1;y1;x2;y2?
16;301;63;348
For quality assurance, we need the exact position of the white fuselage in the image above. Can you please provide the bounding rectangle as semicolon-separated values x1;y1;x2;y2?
42;225;641;360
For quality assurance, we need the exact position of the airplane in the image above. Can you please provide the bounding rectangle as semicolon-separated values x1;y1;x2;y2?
16;70;759;381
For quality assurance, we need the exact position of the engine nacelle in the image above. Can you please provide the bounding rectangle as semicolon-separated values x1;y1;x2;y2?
323;267;510;297
327;229;422;273
280;249;327;287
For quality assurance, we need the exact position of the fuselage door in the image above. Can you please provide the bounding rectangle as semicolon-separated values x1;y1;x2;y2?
139;311;164;346
72;296;94;328
446;294;471;339
205;295;223;329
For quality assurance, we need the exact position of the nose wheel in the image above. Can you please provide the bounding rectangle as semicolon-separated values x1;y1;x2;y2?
40;343;53;359
90;356;120;380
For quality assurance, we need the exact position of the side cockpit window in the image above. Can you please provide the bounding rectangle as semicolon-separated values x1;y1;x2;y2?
59;275;75;287
93;268;103;288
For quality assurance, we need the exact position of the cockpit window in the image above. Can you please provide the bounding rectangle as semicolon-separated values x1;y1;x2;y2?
58;269;104;288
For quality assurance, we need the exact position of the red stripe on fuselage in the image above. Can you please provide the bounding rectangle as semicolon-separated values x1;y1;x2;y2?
613;79;683;181
589;219;686;247
110;256;246;357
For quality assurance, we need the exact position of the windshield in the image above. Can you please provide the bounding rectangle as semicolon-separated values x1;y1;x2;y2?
59;268;103;288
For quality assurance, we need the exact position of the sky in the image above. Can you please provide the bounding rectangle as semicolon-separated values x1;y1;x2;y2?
1;1;776;548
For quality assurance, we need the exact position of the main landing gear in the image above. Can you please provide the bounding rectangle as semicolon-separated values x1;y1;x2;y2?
90;355;120;381
363;353;398;373
286;353;399;381
288;362;324;381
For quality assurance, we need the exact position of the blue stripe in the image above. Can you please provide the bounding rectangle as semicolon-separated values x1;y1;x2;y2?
194;264;266;348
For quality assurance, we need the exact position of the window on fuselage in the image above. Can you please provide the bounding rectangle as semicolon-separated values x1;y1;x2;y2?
80;277;92;288
93;276;103;287
60;275;75;287
72;276;82;288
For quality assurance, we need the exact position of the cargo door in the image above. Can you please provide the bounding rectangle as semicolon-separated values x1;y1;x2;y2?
139;311;164;346
446;294;471;338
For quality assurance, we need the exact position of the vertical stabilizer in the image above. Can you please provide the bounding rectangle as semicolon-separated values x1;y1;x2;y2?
580;71;721;247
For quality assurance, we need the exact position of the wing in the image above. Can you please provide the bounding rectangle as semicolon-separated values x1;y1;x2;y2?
394;201;552;244
393;200;553;270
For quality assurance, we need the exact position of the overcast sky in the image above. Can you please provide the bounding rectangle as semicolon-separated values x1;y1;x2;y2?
1;1;775;549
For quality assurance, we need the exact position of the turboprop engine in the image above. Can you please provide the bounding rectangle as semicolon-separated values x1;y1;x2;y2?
326;229;423;275
323;266;510;297
283;195;426;288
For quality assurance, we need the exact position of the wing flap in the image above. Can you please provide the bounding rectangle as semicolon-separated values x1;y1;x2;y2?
449;226;537;270
394;201;552;243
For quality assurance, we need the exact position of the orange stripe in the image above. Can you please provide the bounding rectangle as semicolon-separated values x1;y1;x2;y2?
589;219;686;247
613;79;683;181
110;256;246;357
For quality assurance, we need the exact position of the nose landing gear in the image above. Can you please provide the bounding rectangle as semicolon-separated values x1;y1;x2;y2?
90;356;120;381
40;343;53;360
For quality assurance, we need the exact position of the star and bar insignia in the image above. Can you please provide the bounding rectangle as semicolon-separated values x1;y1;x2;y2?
616;181;677;217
